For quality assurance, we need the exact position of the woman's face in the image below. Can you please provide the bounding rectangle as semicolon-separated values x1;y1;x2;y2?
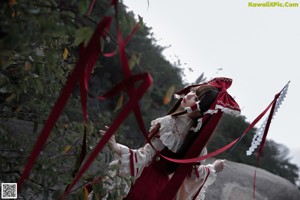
181;91;197;108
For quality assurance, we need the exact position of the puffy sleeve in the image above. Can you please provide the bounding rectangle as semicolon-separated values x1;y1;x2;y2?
116;137;164;180
177;164;216;200
115;115;192;181
176;149;217;200
150;115;192;152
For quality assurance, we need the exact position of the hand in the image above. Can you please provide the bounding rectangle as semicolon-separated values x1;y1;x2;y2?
99;126;121;156
99;126;116;145
212;159;225;173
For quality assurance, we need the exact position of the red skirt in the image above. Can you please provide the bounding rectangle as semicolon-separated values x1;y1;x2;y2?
124;164;169;200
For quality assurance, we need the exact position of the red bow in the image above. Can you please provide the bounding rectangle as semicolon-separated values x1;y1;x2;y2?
207;77;240;114
175;77;240;114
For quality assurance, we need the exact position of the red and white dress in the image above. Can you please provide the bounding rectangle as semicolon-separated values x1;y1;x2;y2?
114;114;217;200
89;77;240;200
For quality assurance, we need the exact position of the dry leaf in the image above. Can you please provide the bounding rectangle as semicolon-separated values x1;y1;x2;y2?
83;187;89;200
64;123;69;129
63;145;72;153
24;61;32;71
5;93;16;102
163;85;175;105
63;47;68;60
15;105;22;112
128;54;141;69
12;11;17;18
113;94;124;112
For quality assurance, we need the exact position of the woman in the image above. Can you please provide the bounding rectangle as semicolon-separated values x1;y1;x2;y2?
100;77;240;200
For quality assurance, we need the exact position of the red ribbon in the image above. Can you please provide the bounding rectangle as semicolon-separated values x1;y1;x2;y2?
64;73;153;196
64;4;149;195
18;0;141;193
157;89;279;199
87;0;96;16
17;1;285;199
159;96;278;164
17;16;114;189
253;92;280;199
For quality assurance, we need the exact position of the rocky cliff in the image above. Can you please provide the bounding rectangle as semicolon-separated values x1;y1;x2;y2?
205;160;300;200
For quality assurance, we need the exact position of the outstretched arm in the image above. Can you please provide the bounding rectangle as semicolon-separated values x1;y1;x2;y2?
99;126;121;156
99;125;164;179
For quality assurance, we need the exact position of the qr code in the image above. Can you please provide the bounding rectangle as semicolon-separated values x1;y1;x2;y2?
1;183;17;199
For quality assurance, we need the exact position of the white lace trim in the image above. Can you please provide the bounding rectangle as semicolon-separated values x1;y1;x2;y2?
205;104;240;116
246;82;289;156
196;165;217;200
150;115;193;152
190;118;203;133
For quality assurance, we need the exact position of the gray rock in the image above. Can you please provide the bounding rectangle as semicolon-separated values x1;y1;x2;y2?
205;160;300;200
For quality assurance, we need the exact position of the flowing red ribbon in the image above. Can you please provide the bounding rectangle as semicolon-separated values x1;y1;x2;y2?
17;16;114;188
156;87;280;199
18;1;285;199
64;73;153;196
253;92;279;199
64;1;147;195
159;96;278;164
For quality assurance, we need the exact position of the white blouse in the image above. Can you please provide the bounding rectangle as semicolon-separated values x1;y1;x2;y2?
114;114;217;200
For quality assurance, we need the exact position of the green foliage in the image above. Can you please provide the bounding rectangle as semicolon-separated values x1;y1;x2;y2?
74;27;94;46
0;0;185;199
0;0;83;122
0;0;112;199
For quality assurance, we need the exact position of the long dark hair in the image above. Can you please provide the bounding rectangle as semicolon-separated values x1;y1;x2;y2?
162;85;219;174
168;85;218;116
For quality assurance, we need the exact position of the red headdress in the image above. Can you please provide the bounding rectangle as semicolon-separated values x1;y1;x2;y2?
174;77;240;115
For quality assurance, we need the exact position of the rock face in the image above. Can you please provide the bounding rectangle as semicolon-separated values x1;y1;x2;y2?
205;160;300;200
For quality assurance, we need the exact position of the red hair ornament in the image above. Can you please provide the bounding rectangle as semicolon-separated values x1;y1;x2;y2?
176;77;240;115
